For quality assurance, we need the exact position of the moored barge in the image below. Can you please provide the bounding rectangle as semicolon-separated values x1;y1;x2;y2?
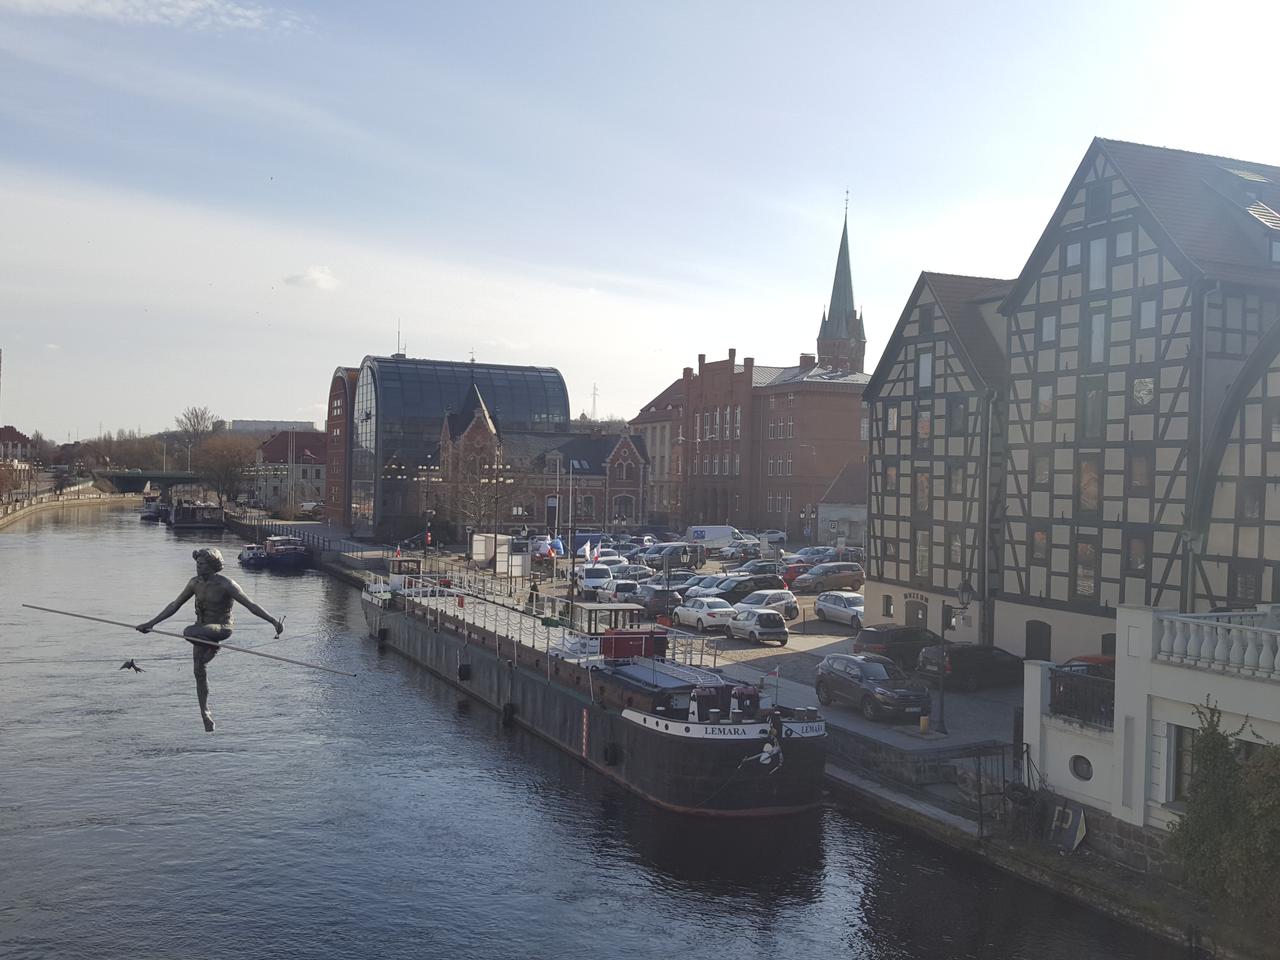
361;561;826;817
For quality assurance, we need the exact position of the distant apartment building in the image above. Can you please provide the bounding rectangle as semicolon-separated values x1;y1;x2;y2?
250;430;327;513
221;419;318;435
629;379;683;527
0;425;33;460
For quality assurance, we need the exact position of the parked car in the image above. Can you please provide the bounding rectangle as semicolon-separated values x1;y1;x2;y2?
595;556;628;572
638;587;683;618
646;569;699;590
672;573;720;596
851;624;945;670
814;591;864;629
732;589;800;621
720;542;762;562
672;597;736;632
734;559;785;576
794;545;835;562
791;562;865;594
1060;655;1116;681
759;529;786;544
595;578;640;602
916;643;1025;691
725;608;789;645
576;545;620;560
780;562;813;586
615;564;656;581
705;574;787;606
815;653;932;721
684;574;747;599
574;564;614;597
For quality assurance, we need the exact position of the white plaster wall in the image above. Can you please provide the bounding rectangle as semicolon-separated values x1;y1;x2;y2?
994;599;1115;660
1038;715;1114;808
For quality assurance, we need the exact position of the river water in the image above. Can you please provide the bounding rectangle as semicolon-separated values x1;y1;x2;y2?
0;506;1177;960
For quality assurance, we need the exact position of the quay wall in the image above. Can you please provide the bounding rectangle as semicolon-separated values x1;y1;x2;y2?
0;491;141;531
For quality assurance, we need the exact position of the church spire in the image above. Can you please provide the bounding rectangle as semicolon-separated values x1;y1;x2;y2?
816;212;866;373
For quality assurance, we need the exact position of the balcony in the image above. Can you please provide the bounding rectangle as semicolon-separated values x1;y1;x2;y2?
1048;667;1115;729
1156;610;1280;679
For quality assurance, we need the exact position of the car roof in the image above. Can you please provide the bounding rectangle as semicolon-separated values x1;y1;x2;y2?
826;652;895;667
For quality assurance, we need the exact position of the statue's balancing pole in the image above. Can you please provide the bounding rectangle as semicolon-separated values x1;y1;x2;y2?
21;604;357;678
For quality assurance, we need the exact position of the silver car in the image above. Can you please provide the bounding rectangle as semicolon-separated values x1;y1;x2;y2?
725;609;790;645
814;591;864;629
732;589;800;621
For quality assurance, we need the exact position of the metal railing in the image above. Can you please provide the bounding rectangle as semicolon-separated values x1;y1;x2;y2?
1047;668;1115;729
0;487;132;520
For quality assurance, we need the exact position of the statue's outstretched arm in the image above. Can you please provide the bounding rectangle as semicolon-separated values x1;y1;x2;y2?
136;581;196;632
228;579;283;635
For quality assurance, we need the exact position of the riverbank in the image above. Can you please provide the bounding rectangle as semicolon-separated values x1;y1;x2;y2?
220;519;1246;958
0;489;142;531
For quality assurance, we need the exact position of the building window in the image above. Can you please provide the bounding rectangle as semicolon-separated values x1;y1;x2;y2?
947;397;968;435
1079;376;1106;441
948;461;964;497
767;458;774;477
913;528;931;581
915;408;932;451
767;493;775;512
917;350;934;390
919;303;935;335
1115;231;1133;257
702;455;709;475
1131;373;1155;411
883;538;897;560
787;417;794;439
768;395;775;410
785;455;792;476
1128;447;1154;495
947;527;963;566
1077;454;1101;515
1073;538;1099;599
734;405;741;439
694;415;701;441
1083;310;1107;365
712;409;719;439
1088;237;1108;292
1231;562;1263;604
1139;298;1157;331
885;463;898;492
733;453;740;476
1085;183;1108;223
1173;725;1197;802
1041;313;1057;345
692;457;698;475
1030;520;1050;563
1238;478;1264;523
886;406;899;434
913;471;930;513
1264;399;1280;448
788;393;795;407
861;414;870;441
1065;242;1081;268
882;594;895;617
1036;382;1054;418
1031;448;1052;490
1125;531;1150;574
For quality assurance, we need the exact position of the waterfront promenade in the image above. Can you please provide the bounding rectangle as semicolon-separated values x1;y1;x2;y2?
0;486;141;530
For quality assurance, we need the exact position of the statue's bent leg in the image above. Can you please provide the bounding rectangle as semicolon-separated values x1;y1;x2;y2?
184;624;232;732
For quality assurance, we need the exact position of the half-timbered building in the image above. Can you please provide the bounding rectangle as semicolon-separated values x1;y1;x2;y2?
995;139;1280;660
864;272;1011;644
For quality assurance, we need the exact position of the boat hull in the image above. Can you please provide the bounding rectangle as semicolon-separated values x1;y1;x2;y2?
361;597;826;817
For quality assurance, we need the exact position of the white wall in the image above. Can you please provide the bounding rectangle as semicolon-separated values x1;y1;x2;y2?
994;598;1114;660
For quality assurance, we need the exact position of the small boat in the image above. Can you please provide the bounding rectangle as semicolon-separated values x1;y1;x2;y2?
171;502;224;529
237;544;269;568
264;536;309;570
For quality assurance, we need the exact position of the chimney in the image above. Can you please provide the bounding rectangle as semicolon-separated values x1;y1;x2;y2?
697;353;706;374
728;347;736;366
744;356;754;383
800;353;817;370
683;366;693;382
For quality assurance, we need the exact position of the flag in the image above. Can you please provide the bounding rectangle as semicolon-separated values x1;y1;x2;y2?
764;666;780;679
395;546;401;558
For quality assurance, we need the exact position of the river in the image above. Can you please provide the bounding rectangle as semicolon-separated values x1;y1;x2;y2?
0;506;1178;959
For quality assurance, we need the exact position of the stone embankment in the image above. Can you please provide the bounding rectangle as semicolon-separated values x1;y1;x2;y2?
0;488;141;531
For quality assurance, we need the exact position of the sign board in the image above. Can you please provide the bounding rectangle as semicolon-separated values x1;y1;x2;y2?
829;520;838;530
1048;800;1087;853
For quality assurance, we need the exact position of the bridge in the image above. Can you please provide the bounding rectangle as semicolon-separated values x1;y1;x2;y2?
96;470;199;493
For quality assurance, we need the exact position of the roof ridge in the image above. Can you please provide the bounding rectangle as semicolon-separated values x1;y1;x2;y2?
1097;137;1280;176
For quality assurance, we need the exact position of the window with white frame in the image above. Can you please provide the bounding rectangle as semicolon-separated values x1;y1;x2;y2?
787;417;794;438
734;405;741;438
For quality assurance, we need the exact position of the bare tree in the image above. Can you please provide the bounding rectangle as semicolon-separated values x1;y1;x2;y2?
198;434;259;506
175;406;217;452
0;461;18;501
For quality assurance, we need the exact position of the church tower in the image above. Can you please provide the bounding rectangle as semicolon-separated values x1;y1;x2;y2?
816;214;866;373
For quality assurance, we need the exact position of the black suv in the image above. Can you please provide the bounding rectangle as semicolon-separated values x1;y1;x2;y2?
815;653;932;722
851;624;945;670
705;574;787;605
915;642;1024;691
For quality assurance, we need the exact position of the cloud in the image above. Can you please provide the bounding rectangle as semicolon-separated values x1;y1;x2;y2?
45;342;60;350
283;265;338;290
0;0;298;31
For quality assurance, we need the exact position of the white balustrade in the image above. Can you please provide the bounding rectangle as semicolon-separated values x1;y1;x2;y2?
1156;613;1280;684
1228;626;1247;671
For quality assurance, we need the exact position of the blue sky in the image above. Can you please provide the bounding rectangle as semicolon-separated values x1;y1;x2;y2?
0;0;1275;440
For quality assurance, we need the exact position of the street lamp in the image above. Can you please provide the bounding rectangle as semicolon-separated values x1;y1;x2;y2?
480;460;515;572
933;579;975;735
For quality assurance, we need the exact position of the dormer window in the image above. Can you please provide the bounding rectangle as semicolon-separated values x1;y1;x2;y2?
1085;183;1109;223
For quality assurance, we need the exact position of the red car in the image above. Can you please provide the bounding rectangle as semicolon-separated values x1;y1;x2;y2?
781;562;812;586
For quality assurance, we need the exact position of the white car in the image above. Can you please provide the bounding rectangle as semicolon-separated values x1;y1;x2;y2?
596;556;628;571
732;589;800;620
760;529;786;544
672;597;736;632
814;591;864;628
576;544;620;560
596;578;640;602
686;574;747;600
575;565;614;596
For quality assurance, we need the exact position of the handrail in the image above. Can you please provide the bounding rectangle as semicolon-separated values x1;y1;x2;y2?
1155;610;1280;679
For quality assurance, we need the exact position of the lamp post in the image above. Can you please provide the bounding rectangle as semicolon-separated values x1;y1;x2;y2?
934;579;975;735
480;459;515;573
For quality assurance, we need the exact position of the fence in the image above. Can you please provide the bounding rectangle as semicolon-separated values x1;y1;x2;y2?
0;487;133;525
1047;667;1115;729
223;509;394;563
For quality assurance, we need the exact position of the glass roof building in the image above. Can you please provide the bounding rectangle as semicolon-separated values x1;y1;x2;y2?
351;355;570;538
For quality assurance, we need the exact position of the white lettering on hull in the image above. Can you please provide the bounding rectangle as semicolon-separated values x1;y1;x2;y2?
621;709;826;740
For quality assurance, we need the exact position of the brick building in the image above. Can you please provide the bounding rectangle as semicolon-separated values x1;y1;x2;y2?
324;366;359;527
435;385;649;541
0;425;32;460
640;217;871;540
629;378;684;526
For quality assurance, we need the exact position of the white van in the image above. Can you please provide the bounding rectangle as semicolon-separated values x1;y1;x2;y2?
683;525;756;551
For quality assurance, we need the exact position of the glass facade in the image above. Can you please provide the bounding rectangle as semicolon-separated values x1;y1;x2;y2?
350;356;570;537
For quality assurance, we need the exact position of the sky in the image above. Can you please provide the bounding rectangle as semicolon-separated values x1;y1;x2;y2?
1;0;1277;441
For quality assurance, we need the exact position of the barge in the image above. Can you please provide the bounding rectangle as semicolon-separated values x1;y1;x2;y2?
361;560;827;817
